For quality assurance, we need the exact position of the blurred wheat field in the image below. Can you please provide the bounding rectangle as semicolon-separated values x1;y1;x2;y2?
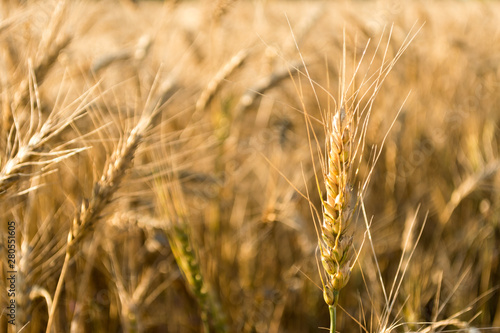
0;0;499;332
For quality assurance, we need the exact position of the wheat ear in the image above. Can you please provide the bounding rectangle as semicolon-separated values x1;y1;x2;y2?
155;176;227;333
12;0;71;114
320;106;355;332
195;48;249;113
0;68;94;197
45;106;160;333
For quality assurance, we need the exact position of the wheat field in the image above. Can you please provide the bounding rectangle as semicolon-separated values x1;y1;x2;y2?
0;0;499;332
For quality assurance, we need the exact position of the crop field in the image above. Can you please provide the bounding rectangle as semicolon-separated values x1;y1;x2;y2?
0;0;499;332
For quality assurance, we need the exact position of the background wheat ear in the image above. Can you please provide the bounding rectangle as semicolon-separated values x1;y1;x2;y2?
154;172;227;333
45;101;161;333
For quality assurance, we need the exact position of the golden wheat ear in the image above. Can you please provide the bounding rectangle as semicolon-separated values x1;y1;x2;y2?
295;23;421;332
317;105;356;333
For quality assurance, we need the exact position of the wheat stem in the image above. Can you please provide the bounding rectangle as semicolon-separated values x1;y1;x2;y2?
329;305;336;333
45;251;70;333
